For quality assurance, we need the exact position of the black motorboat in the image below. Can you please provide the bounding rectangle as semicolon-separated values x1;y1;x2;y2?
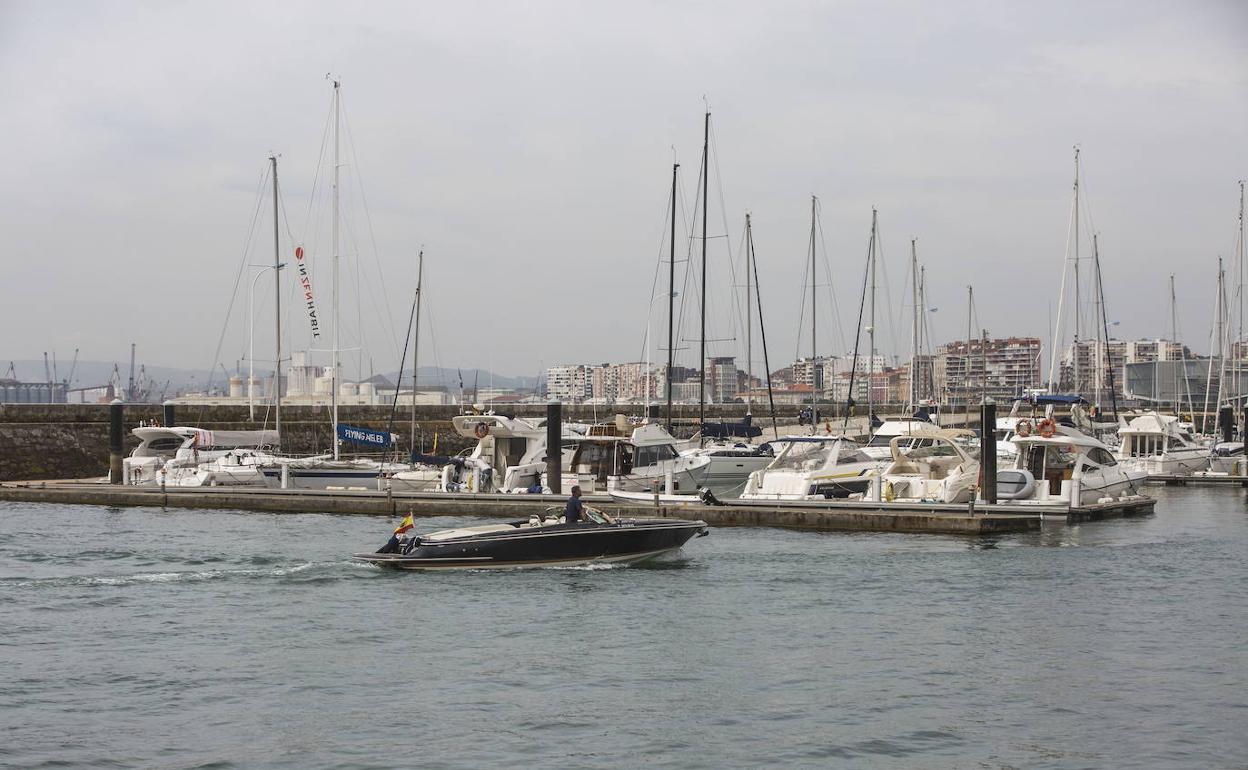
354;507;708;570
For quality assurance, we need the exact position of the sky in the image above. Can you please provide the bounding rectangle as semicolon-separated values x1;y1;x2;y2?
1;0;1245;384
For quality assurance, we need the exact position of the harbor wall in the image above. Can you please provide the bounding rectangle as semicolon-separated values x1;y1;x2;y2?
0;403;805;481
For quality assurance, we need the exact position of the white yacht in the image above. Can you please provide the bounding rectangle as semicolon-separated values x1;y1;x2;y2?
998;425;1147;506
879;431;979;504
560;419;711;494
1207;441;1246;475
679;419;775;496
121;427;278;486
394;414;551;491
740;436;883;500
1115;411;1210;476
861;418;942;461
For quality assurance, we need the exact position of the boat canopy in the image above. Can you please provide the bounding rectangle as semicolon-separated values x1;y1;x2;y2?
1029;394;1088;405
700;420;762;440
187;429;278;448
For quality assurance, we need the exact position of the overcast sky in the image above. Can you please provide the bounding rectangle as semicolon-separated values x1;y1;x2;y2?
1;0;1245;382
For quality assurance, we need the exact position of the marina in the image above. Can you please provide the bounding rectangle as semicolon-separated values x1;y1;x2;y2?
3;2;1245;767
1;485;1243;768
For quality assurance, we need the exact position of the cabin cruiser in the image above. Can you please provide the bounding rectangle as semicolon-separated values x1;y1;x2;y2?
354;506;709;570
861;418;941;461
740;436;883;500
1115;411;1210;476
1207;441;1246;475
879;430;979;504
679;417;774;496
387;413;551;494
559;418;711;494
998;424;1147;506
121;427;278;486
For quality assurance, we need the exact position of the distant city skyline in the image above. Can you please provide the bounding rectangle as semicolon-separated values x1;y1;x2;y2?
2;1;1245;381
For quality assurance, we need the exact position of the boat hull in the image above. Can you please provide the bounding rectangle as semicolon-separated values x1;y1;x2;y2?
354;518;708;570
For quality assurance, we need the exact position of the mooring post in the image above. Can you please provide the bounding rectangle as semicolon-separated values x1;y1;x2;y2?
1219;405;1234;444
647;403;660;421
546;402;562;496
109;398;124;484
980;398;997;504
162;400;175;428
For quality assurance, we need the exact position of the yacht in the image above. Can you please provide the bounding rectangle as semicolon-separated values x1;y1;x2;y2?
879;430;979;504
1115;411;1210;476
679;418;774;496
740;436;883;500
121;426;278;486
560;418;711;494
998;424;1147;506
1207;441;1246;475
861;418;941;461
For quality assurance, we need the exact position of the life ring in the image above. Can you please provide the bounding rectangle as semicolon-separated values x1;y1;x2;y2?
474;422;490;439
1037;418;1057;438
1015;419;1033;438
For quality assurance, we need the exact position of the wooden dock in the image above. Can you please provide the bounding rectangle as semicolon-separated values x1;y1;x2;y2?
0;479;1159;535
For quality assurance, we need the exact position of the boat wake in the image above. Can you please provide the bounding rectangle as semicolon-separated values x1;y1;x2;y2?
2;560;379;589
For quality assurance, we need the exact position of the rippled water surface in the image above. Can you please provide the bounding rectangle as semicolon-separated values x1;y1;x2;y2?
2;487;1246;769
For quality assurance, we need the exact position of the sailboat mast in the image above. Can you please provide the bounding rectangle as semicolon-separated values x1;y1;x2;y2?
411;249;423;456
271;155;282;448
1073;147;1082;396
868;208;877;422
910;238;919;411
331;79;341;461
749;224;779;440
666;162;678;432
964;285;974;427
745;213;753;412
810;196;817;369
1093;231;1103;408
698;110;709;435
1237;181;1246;409
810;196;819;429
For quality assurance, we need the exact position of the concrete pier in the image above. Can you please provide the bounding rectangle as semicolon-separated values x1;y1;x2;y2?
0;480;1053;535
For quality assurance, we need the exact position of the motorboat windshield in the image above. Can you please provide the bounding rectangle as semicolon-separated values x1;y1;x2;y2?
766;438;871;472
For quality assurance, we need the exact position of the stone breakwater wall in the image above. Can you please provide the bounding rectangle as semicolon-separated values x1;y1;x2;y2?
0;403;797;481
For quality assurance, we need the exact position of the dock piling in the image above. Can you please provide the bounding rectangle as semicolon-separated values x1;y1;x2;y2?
108;399;124;484
162;400;175;428
980;398;997;504
546;402;562;495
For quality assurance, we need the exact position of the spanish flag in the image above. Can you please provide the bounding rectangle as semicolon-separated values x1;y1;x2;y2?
394;513;415;536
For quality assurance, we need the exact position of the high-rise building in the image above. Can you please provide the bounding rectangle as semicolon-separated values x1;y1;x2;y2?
934;337;1042;404
708;357;739;402
545;364;589;402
